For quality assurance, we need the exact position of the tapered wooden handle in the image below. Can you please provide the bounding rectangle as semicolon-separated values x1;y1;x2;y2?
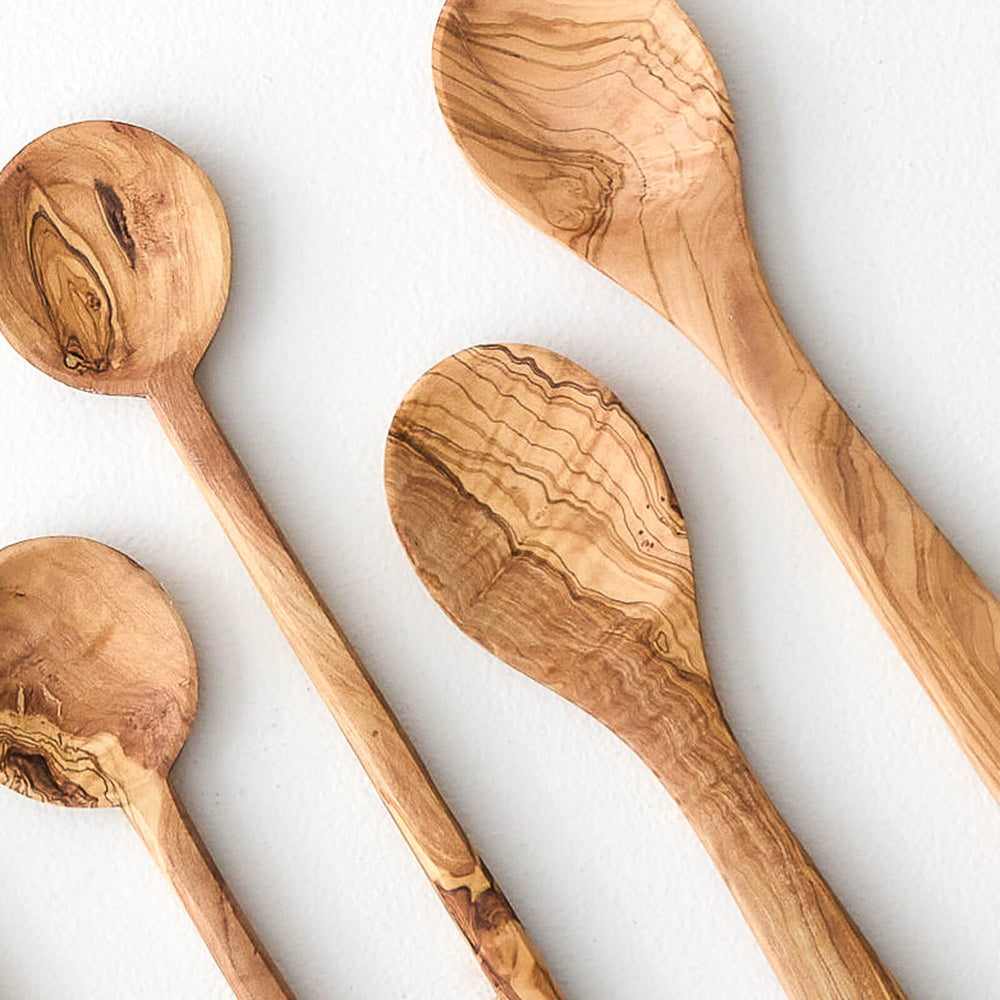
123;774;297;1000
146;371;566;1000
643;724;906;1000
761;354;1000;797
694;242;1000;805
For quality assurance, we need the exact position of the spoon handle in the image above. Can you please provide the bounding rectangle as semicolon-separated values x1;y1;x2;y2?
123;774;297;999
146;372;567;1000
681;235;1000;803
646;724;907;1000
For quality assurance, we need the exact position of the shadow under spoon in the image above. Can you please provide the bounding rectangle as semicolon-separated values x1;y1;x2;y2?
431;0;1000;806
385;343;908;1000
0;121;563;1000
0;536;296;998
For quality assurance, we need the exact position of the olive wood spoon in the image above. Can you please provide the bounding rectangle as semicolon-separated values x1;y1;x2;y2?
0;536;295;998
432;0;1000;804
0;121;564;1000
385;344;908;1000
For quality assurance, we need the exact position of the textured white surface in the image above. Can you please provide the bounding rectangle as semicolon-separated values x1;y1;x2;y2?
0;1;998;997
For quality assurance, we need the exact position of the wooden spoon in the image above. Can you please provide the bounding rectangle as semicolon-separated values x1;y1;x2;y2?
0;121;564;1000
385;343;909;1000
431;1;1000;805
0;536;295;998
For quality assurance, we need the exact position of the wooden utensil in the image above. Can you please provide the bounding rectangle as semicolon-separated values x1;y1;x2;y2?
385;343;909;1000
431;0;1000;804
0;536;295;999
0;121;565;1000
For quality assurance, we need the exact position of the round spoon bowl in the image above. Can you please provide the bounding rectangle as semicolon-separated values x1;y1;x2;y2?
0;536;197;807
0;120;230;396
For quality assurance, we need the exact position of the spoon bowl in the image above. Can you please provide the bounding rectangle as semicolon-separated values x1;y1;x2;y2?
0;536;294;999
386;346;710;752
386;344;907;1000
0;536;194;806
433;0;742;349
0;120;230;395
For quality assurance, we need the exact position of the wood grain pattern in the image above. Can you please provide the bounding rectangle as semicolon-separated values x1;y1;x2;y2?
385;344;908;1000
0;121;228;395
0;537;296;999
432;0;1000;805
0;122;565;1000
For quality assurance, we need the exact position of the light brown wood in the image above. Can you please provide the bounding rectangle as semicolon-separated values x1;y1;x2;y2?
0;536;296;999
431;0;1000;805
385;344;909;1000
0;121;566;1000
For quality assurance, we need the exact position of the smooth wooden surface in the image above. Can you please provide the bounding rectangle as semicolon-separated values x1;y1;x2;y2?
431;0;1000;805
386;344;909;1000
126;773;297;1000
0;121;566;1000
0;536;296;999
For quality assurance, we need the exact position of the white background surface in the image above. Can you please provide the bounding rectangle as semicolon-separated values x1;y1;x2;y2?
0;1;998;997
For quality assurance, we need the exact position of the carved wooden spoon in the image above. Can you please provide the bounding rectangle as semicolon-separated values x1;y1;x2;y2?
385;344;909;1000
0;121;564;1000
0;536;295;998
432;1;1000;804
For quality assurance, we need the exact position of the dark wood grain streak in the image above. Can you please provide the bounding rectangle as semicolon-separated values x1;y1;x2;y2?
386;344;908;1000
432;0;1000;809
95;179;138;267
